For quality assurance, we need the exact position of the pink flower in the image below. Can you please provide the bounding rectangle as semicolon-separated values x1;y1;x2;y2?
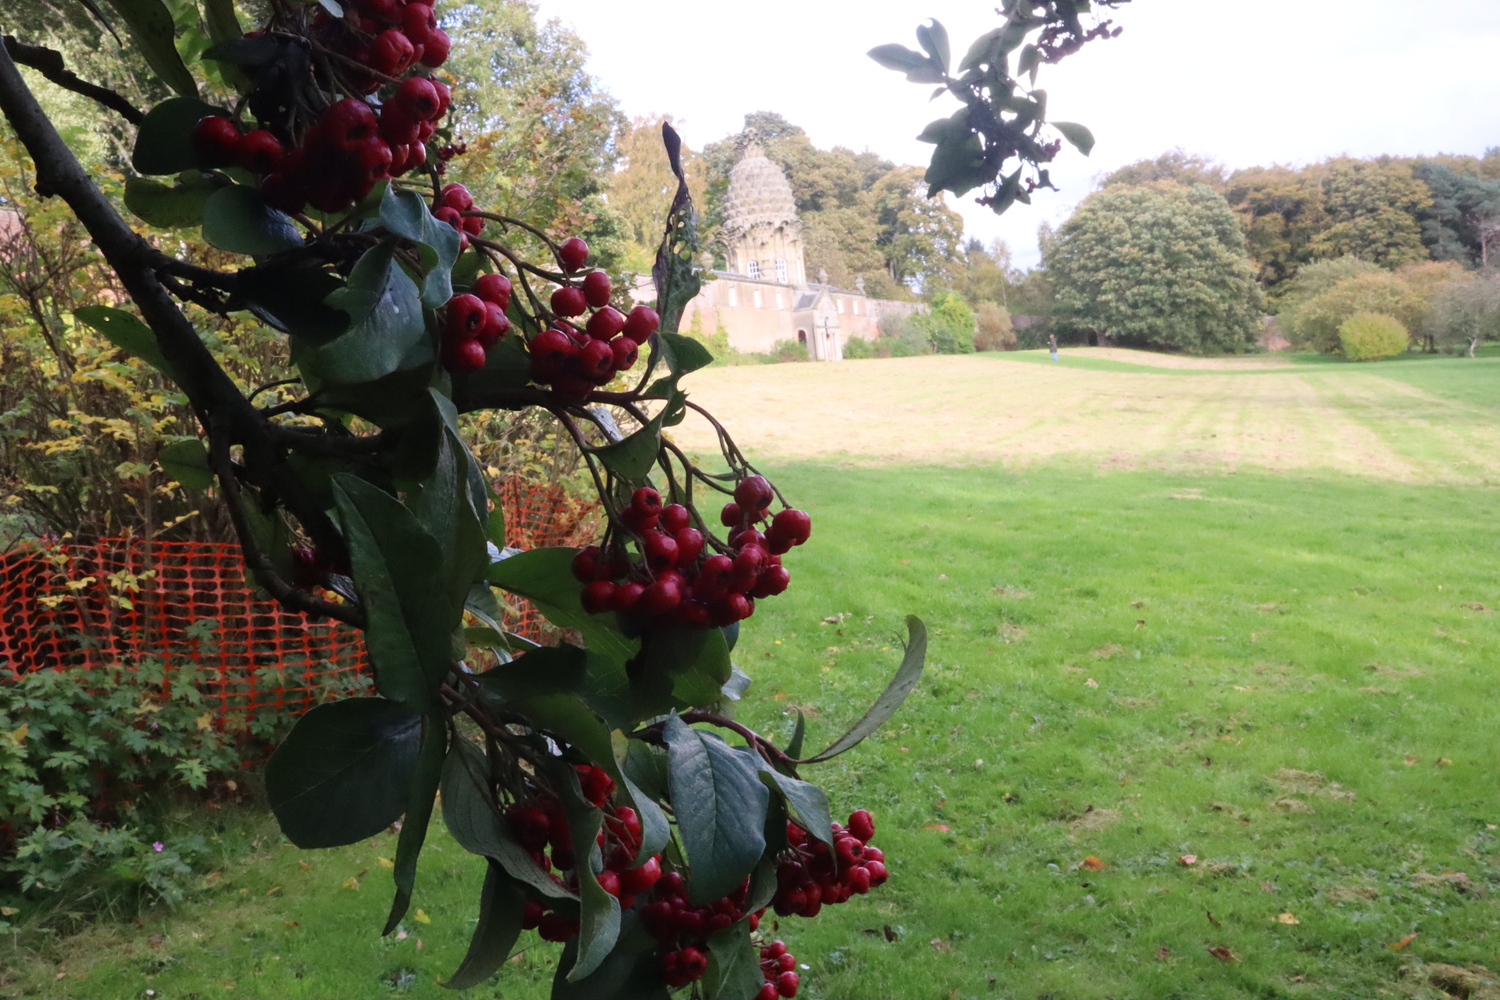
152;841;164;852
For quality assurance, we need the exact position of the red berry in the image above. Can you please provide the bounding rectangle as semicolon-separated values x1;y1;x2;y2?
434;205;463;232
581;580;615;614
442;338;486;372
710;592;751;626
580;339;614;384
720;502;743;527
768;940;788;958
661;504;691;533
351;135;393;182
379;109;421;146
618;854;661;894
622;305;659;343
732;544;767;587
506;805;551;852
473;273;512;309
530;327;577;380
757;984;780;1000
776;971;799;997
610;337;639;372
679;947;708;980
475;302;509;347
694;554;735;600
557;236;589;271
848;809;875;842
233;129;283;174
597;869;621;897
260;171;306;214
440;182;473;212
863;845;884;863
571;545;600;583
581;269;612;307
402;2;436;44
620;504;657;533
191;115;240;167
642;532;678;572
394;76;441;123
431;79;452;118
576;765;616;807
640;577;682;615
551;285;587;317
770;508;812;547
630;487;662;517
751;565;790;598
585;305;625;340
463;214;485;236
369;28;416;75
444;293;487;340
537;912;579;942
674;527;704;565
865;859;888;885
418;27;450;66
614;581;645;613
848;864;872;894
734;475;774;515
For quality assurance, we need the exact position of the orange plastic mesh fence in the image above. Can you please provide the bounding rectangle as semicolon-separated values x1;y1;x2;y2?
0;480;598;725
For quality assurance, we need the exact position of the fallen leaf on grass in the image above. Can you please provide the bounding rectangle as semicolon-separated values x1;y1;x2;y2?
395;929;408;941
1206;910;1222;929
1276;912;1299;924
1080;856;1108;871
1404;755;1417;766
884;924;899;942
930;938;951;952
342;877;360;890
1155;945;1171;961
1386;933;1418;950
1179;855;1198;866
1437;757;1452;766
283;921;298;928
220;979;236;989
298;861;311;871
414;909;431;924
1085;677;1099;688
922;823;951;832
1462;602;1488;611
377;857;395;869
1290;975;1305;982
1206;946;1236;962
265;886;281;896
1261;881;1278;893
148;933;165;949
415;938;423;950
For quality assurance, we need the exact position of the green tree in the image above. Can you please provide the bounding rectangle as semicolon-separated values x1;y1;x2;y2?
1047;183;1263;353
957;237;1018;308
1281;271;1425;353
1425;277;1500;357
914;290;975;353
1101;149;1225;191
867;165;965;291
1414;160;1500;268
973;301;1015;350
1224;165;1330;294
1307;156;1431;268
606;115;707;272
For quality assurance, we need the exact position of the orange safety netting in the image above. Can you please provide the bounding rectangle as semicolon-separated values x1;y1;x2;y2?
0;480;598;726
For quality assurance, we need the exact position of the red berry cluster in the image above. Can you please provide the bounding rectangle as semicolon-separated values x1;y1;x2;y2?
527;237;656;403
756;940;802;1000
506;765;665;944
771;810;887;919
309;0;450;82
641;872;766;988
572;477;812;628
438;268;511;372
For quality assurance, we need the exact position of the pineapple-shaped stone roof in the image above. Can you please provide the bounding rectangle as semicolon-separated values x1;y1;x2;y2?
723;143;799;234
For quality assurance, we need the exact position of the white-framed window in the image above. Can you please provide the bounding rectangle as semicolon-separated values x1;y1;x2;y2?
853;299;860;315
753;289;763;308
775;292;784;309
728;285;738;307
836;298;845;314
747;259;761;280
775;257;787;283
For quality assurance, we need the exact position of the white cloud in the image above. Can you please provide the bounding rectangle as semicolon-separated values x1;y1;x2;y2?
531;0;1500;268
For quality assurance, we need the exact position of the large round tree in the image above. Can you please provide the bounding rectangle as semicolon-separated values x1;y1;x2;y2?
1048;182;1264;353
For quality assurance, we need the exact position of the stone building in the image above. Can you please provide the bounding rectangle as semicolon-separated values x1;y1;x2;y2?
636;145;923;360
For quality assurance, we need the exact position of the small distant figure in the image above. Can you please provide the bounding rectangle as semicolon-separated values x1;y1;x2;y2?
1048;332;1059;362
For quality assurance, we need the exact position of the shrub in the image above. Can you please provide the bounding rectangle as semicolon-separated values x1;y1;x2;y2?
764;339;809;363
878;312;929;355
973;301;1016;351
1425;276;1500;356
843;335;876;359
914;291;976;354
1338;312;1409;361
1284;272;1423;352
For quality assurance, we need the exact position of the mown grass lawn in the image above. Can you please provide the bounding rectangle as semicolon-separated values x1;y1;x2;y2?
4;352;1499;999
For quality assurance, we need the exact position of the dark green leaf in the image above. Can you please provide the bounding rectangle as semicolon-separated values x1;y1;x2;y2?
555;762;620;981
1052;120;1096;156
800;615;927;763
383;713;446;934
783;708;806;761
157;438;212;489
751;754;832;847
440;739;576;899
451;249;484;289
201;0;242;43
650;123;702;337
958;27;1005;72
264;698;421;848
73;305;177;379
240;264;348;343
744;856;778;916
333;475;453;710
721;666;750;702
378;186;462;308
443;860;524;989
704;922;764;1000
925;133;987;198
868;42;932;73
131;97;226;175
551;912;668;1000
105;0;199;98
485;549;639;664
915;19;950;73
588;410;663;481
452;335;532;400
663;715;768;904
124;172;216;228
1018;42;1042;84
622;738;669;802
659;332;713;374
202;184;303;256
313;240;431;384
720;622;741;655
237;484;292;588
409;395;489;616
200;34;285;68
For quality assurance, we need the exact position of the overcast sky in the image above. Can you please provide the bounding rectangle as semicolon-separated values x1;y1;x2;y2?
530;0;1500;270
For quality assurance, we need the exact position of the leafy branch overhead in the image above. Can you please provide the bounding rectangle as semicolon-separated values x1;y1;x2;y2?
0;0;931;995
871;0;1129;213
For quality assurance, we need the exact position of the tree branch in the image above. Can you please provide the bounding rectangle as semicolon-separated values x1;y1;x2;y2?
2;36;145;126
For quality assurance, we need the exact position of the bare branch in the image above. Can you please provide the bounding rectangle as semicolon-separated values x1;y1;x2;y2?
2;36;145;126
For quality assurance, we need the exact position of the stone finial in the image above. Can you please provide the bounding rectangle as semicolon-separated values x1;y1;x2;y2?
817;268;828;285
855;275;866;294
699;251;714;271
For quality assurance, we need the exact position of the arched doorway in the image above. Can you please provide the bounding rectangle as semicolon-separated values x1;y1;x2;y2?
796;329;807;346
